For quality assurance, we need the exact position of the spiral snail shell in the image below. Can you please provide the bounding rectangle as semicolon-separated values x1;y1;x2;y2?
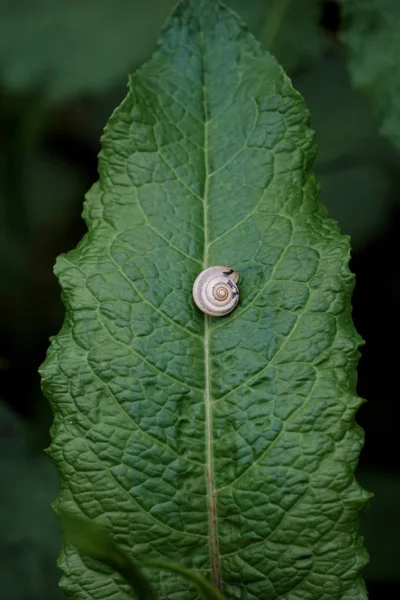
192;266;240;317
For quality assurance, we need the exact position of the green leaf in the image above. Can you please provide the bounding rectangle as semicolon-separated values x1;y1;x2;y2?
341;0;400;150
40;0;370;598
60;511;223;600
144;561;224;600
59;511;159;600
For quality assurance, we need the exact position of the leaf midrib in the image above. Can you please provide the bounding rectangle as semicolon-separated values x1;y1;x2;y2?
200;27;222;593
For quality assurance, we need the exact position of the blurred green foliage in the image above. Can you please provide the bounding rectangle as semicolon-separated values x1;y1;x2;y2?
0;0;399;598
295;54;398;249
0;0;323;101
0;402;62;600
0;0;175;101
341;0;400;150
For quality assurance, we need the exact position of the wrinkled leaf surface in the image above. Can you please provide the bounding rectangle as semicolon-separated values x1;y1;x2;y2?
41;1;369;598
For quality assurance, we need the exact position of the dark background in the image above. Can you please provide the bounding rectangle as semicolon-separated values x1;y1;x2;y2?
0;1;398;598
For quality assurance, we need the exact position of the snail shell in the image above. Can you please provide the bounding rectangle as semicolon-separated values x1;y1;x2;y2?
192;266;240;317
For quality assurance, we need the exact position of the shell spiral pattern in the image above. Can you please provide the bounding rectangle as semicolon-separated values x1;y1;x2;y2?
192;266;240;317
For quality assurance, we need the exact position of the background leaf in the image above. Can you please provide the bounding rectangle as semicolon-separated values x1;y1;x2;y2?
0;0;175;102
262;0;326;72
144;561;224;600
0;402;62;600
60;511;224;600
0;0;326;103
294;54;398;249
39;0;369;598
60;512;160;600
341;0;400;150
229;0;326;72
358;471;400;583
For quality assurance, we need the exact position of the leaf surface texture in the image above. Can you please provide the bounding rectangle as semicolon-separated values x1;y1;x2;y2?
41;1;369;598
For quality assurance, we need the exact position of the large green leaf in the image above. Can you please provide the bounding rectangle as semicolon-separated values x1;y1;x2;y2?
40;0;370;598
341;0;400;150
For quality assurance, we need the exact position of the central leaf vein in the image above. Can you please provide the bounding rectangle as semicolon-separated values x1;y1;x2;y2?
200;28;222;593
